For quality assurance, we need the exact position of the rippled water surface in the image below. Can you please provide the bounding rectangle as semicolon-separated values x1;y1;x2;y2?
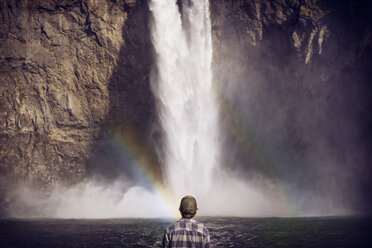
0;217;371;247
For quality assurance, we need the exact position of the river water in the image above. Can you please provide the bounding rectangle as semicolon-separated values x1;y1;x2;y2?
0;216;371;247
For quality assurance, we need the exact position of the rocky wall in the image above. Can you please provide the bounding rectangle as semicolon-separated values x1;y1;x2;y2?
0;0;155;188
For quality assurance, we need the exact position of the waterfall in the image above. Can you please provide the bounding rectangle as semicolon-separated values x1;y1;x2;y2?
149;0;219;199
11;0;290;219
11;0;294;219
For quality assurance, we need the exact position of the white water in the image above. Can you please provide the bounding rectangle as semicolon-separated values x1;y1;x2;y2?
149;0;218;199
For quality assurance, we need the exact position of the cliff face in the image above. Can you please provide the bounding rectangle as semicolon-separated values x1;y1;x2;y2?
0;0;155;189
0;0;371;214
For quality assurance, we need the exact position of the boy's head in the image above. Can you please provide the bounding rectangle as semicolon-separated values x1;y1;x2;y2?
179;195;198;218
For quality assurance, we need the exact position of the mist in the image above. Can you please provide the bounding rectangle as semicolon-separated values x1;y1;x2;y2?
210;0;372;215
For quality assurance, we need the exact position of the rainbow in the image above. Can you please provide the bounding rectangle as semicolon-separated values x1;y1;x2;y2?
106;125;180;219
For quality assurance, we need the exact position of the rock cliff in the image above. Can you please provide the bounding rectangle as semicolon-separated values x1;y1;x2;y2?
0;0;157;191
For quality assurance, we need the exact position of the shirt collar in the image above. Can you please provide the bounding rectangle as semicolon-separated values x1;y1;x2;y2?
178;218;197;223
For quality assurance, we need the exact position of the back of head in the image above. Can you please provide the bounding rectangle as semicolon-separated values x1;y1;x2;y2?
179;195;198;218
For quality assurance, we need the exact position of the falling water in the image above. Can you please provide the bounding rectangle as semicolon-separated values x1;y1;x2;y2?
149;0;219;198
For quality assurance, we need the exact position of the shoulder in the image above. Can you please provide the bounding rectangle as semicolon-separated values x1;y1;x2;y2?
165;222;177;234
193;220;209;235
202;224;209;236
199;222;209;234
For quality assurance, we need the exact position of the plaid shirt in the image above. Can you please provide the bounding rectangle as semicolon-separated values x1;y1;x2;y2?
162;218;211;248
